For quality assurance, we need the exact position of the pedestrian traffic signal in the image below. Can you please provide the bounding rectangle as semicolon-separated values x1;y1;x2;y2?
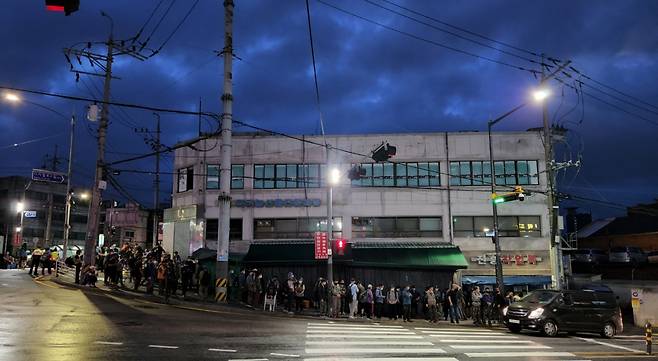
347;166;367;180
371;143;396;162
45;0;79;16
336;239;346;256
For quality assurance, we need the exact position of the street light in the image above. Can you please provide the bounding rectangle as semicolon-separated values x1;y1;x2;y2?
326;167;340;285
79;192;90;200
4;93;20;102
15;202;25;213
488;89;551;294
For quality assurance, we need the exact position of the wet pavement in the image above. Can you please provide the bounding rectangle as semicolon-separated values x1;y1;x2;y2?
0;269;655;361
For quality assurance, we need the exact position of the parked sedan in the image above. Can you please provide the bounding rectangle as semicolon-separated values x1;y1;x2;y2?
648;251;658;264
572;249;607;264
608;246;648;264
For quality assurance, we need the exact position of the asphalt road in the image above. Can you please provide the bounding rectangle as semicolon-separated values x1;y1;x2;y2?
0;269;654;361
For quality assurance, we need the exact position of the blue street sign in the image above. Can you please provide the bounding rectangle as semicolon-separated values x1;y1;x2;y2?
31;169;67;184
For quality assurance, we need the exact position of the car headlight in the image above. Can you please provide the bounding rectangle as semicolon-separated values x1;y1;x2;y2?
528;308;544;319
502;306;508;316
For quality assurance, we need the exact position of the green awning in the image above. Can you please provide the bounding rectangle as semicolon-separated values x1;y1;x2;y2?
242;241;468;269
351;246;468;269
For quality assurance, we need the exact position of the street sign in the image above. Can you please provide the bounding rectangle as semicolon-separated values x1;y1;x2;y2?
314;232;328;259
31;169;67;184
23;211;37;218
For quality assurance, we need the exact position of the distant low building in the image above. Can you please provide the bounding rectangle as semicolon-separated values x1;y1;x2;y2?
103;202;149;249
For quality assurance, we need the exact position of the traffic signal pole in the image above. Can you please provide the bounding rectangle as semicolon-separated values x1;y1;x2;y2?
488;121;505;294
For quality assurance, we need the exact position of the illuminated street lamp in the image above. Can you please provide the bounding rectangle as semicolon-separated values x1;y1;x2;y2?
4;93;20;102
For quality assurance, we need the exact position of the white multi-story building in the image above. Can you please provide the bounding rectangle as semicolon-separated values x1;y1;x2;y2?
166;131;556;289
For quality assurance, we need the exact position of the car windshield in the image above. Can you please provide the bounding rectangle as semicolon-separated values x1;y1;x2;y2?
520;291;556;304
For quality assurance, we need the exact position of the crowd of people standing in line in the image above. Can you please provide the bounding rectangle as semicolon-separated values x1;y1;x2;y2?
235;270;526;325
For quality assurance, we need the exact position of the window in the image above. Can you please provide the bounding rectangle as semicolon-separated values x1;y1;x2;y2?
206;164;245;189
254;217;342;239
254;164;322;189
450;160;539;186
206;218;218;240
124;231;135;238
352;216;442;238
352;162;440;187
177;166;194;192
452;216;541;237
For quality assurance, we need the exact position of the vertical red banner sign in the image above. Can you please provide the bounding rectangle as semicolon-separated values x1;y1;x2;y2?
314;231;328;259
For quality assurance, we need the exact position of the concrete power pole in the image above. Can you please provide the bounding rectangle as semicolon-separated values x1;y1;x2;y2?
83;35;114;265
541;55;561;290
215;0;234;303
153;113;161;248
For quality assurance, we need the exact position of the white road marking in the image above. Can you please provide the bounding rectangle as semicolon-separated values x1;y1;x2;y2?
93;341;124;345
451;345;550;349
148;344;179;349
414;327;492;332
229;359;268;361
437;340;534;344
307;334;423;339
305;348;446;355
464;351;576;357
574;336;644;353
308;326;413;331
427;335;517;339
420;330;504;335
304;357;458;361
306;330;413;334
614;335;646;338
307;322;403;328
306;341;433;346
208;348;238;352
270;353;300;358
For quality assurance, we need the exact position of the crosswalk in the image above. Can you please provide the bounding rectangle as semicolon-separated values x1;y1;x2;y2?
302;321;590;361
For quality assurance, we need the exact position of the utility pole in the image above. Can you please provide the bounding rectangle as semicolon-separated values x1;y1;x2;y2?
153;112;161;248
216;0;234;303
57;113;76;277
83;32;113;265
542;54;561;290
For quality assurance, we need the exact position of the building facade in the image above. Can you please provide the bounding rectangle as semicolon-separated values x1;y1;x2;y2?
167;131;556;288
0;176;89;254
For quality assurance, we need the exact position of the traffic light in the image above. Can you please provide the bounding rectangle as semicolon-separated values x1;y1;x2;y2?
371;143;396;162
336;239;346;256
347;166;367;181
45;0;80;16
492;186;530;204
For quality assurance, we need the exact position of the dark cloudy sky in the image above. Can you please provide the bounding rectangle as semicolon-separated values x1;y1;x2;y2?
1;0;657;218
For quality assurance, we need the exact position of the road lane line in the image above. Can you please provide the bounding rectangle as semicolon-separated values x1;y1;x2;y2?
308;326;410;331
306;330;413;334
427;335;517;339
574;337;644;353
228;359;268;361
464;351;575;357
208;348;238;352
451;345;550;349
148;344;179;349
304;357;458;361
307;334;423;339
414;327;492;331
270;353;300;358
94;341;124;345
305;348;446;354
420;330;504;335
437;340;533;343
307;323;404;328
306;341;433;346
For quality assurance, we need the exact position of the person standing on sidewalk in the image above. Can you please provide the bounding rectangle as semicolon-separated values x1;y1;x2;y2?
402;286;413;322
426;286;438;323
74;250;83;284
29;247;43;276
317;278;329;317
330;280;341;318
348;279;358;318
448;284;460;324
365;284;374;319
386;285;398;320
374;284;384;319
294;278;306;314
471;286;483;326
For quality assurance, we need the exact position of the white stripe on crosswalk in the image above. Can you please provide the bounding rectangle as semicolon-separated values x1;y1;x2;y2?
464;351;575;358
308;326;412;331
303;357;458;361
427;335;517;339
451;345;550;349
414;327;493;332
305;348;446;355
306;341;433;346
307;330;413;334
420;330;504;335
307;334;423;339
437;340;533;344
308;323;403;328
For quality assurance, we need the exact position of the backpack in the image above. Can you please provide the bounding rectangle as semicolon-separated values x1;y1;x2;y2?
346;284;353;300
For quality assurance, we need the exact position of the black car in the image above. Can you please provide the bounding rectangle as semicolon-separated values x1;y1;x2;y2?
503;289;623;338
